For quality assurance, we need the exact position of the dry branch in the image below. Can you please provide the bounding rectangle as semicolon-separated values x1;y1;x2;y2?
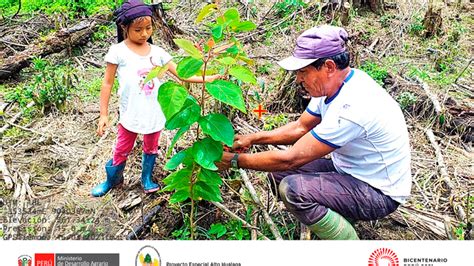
212;201;269;240
0;101;35;135
239;169;283;240
300;223;311;240
234;117;287;151
7;173;27;239
0;146;14;189
414;77;442;115
425;128;466;222
390;206;449;239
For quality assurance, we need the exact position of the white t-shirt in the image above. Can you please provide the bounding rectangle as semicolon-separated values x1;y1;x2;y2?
104;42;173;134
306;68;412;203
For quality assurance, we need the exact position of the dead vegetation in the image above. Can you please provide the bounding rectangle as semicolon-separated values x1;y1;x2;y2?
0;1;473;240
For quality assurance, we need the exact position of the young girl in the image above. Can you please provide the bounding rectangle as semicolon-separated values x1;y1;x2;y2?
91;0;219;197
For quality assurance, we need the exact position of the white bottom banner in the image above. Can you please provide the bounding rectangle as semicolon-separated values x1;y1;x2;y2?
3;240;473;266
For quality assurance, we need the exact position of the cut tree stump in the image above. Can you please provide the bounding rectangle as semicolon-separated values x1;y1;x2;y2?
340;2;351;26
423;5;443;38
352;0;385;14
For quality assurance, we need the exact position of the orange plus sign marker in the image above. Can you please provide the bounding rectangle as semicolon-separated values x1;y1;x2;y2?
253;104;267;119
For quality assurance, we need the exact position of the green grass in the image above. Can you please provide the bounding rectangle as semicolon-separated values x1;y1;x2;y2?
408;13;424;36
3;127;29;140
0;0;119;17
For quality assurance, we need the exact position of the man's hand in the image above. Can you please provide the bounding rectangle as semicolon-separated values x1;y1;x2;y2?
97;115;109;136
233;134;253;150
205;74;223;83
216;151;234;171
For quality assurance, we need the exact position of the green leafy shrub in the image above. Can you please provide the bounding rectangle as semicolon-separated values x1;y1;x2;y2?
360;61;388;86
447;21;466;43
263;114;288;131
5;57;78;113
274;0;307;18
408;14;425;35
208;220;251;240
379;14;395;28
92;25;112;41
397;91;417;110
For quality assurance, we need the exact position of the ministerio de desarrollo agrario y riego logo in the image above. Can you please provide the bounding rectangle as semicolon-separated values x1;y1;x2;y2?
368;248;399;266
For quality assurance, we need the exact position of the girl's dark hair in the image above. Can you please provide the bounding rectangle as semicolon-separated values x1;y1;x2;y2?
310;51;350;70
117;16;154;44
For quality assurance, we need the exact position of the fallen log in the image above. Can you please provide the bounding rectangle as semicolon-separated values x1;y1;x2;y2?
0;18;105;80
126;205;162;240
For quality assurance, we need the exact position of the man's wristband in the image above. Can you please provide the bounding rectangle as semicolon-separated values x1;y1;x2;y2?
230;153;239;169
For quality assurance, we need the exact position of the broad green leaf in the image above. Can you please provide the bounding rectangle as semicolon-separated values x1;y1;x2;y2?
211;25;223;40
169;188;190;204
229;65;257;85
236;55;254;65
200;68;218;76
176;57;203;79
144;64;169;84
198;168;222;185
158;81;188;119
173;39;203;59
198;113;234;146
208;223;227;238
233;21;257;32
164;149;192;171
162;167;193;190
195;4;217;23
192;138;223;170
216;57;236;65
166;125;190;157
165;96;201;130
205;80;246;113
216;15;225;25
439;113;445;125
224;8;240;24
226;45;239;55
193;181;222;202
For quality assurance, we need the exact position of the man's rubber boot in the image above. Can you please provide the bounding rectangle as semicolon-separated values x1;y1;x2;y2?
91;159;125;197
141;153;160;193
307;209;359;240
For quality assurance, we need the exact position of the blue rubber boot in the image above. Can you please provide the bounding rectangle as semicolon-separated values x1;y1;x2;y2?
141;153;160;193
91;159;125;197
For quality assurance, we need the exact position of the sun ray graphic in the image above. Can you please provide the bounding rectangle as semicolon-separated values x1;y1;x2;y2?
368;248;399;266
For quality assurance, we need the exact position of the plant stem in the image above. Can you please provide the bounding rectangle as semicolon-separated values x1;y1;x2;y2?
196;55;210;138
189;165;198;239
190;198;194;239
